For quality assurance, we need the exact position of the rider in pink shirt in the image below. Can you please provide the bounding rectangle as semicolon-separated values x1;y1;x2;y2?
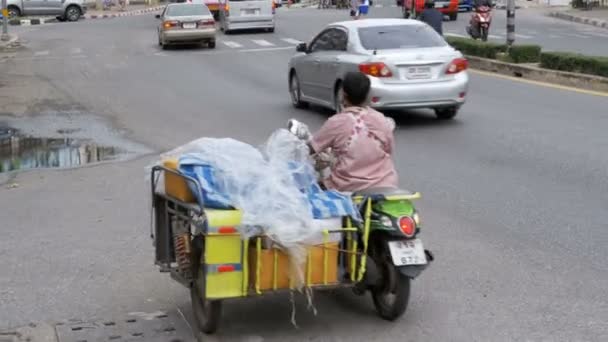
309;72;399;193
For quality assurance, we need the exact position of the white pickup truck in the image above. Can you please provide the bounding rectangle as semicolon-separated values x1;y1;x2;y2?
6;0;87;21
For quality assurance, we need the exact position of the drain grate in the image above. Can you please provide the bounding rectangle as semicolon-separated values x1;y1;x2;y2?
55;311;194;342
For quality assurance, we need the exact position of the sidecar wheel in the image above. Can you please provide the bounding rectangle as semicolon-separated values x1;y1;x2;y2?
191;286;222;334
190;237;222;334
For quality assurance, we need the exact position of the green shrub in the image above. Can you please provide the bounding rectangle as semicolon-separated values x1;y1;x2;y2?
444;36;506;59
540;52;608;77
508;45;542;63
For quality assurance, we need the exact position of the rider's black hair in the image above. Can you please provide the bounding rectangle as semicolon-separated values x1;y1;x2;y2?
342;72;370;106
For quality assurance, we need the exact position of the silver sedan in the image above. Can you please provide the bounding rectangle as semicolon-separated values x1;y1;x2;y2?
287;19;469;119
157;3;217;50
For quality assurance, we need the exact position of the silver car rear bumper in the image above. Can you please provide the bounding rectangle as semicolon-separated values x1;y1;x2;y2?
162;28;216;43
369;72;469;110
225;17;275;30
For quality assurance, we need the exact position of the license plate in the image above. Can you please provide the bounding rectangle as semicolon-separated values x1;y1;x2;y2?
388;239;427;266
182;23;196;29
242;8;259;15
404;66;432;80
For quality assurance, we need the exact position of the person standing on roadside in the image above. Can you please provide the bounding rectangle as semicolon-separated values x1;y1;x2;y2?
350;0;358;18
419;0;443;35
356;0;369;19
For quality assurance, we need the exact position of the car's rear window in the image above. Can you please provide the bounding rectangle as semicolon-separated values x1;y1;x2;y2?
166;4;211;16
357;25;446;50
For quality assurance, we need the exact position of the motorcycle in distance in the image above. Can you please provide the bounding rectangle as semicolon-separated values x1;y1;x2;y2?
467;5;492;41
287;118;434;320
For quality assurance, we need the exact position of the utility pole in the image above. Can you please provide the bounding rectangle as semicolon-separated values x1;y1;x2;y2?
1;0;9;41
506;0;515;47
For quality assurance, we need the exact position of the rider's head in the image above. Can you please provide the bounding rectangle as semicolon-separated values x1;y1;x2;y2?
342;72;370;107
424;0;434;8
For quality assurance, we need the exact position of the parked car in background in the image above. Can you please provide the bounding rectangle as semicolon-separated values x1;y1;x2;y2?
5;0;86;21
156;3;217;50
402;0;459;21
287;19;469;120
459;0;473;11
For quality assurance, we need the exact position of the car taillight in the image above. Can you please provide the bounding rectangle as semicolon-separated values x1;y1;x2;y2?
359;62;393;77
446;58;468;74
398;216;416;237
163;20;179;29
198;19;215;27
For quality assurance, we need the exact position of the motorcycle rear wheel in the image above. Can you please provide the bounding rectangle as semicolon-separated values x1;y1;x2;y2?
370;247;411;321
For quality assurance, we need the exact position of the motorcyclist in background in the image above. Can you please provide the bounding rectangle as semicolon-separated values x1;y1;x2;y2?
467;0;493;39
419;0;443;36
294;72;399;193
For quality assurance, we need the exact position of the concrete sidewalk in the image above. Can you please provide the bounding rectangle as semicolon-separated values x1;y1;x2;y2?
84;1;166;19
549;8;608;29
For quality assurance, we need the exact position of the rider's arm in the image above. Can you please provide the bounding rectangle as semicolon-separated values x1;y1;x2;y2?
310;115;346;154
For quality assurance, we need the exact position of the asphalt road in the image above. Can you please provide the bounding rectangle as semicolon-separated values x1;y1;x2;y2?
1;5;608;342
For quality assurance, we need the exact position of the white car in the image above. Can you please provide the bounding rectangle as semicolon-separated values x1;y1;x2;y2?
288;19;470;119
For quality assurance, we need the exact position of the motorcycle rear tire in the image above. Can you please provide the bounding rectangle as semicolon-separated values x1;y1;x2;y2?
370;246;411;321
480;27;488;42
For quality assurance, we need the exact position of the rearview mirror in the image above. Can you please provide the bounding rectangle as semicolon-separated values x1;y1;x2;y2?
155;14;161;19
296;43;307;53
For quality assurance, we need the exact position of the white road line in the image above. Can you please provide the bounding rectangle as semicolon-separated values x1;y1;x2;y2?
70;47;83;55
515;33;533;39
239;46;293;53
581;31;608;38
34;50;50;56
548;34;560;39
445;32;466;37
222;41;243;48
488;34;502;39
281;38;303;45
252;39;275;47
566;33;591;39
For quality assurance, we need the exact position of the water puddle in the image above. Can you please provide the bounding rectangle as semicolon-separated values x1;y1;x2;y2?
0;113;152;175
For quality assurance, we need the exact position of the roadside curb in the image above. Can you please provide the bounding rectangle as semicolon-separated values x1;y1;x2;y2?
85;5;165;19
466;55;608;93
548;11;608;30
6;6;164;25
8;17;58;26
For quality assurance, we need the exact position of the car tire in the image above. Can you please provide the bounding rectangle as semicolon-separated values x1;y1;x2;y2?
449;12;458;21
7;5;21;18
208;40;216;49
290;72;308;109
65;5;81;22
268;27;275;33
435;106;459;120
333;81;343;113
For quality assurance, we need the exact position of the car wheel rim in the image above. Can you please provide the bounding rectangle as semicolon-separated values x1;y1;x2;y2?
68;8;79;20
290;76;300;105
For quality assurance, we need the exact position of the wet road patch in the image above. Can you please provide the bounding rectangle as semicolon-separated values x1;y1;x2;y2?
0;113;152;174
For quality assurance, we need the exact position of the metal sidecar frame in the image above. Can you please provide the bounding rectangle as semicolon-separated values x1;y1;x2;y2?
150;165;376;333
